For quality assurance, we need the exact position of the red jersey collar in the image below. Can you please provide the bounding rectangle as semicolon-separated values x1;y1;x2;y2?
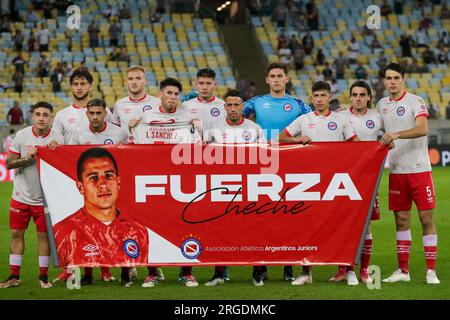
32;126;51;138
314;110;331;117
89;122;107;133
72;103;82;109
389;91;407;102
129;93;147;102
226;117;244;126
159;106;177;114
197;96;216;103
80;208;122;227
350;107;368;115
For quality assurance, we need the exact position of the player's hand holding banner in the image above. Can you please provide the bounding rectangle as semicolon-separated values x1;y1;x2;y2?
36;142;387;268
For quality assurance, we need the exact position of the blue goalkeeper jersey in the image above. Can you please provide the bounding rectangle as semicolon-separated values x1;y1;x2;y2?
243;94;312;140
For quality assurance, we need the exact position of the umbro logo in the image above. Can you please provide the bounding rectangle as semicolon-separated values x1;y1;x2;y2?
82;244;98;252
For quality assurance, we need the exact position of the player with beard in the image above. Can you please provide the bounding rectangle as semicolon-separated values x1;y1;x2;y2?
52;68;115;285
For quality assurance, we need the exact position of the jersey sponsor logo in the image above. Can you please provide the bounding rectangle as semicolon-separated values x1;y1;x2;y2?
68;118;76;124
396;106;405;116
123;239;140;259
104;139;114;145
242;130;252;141
143;105;152;112
366;120;375;129
210;108;220;117
82;244;99;257
283;104;293;112
181;238;202;259
327;122;338;131
124;107;132;114
308;123;316;128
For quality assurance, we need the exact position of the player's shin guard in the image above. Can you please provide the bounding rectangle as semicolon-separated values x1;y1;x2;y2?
360;232;373;270
180;266;193;276
38;256;50;276
423;234;437;270
396;230;411;273
9;254;22;277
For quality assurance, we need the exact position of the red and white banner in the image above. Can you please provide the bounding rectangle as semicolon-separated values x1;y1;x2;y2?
0;153;15;182
36;143;387;268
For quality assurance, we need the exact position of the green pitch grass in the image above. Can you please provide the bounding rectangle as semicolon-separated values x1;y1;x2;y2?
0;168;449;300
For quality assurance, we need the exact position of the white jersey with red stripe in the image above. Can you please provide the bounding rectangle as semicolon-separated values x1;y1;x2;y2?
9;126;64;205
180;96;226;131
376;91;431;174
340;107;384;141
284;110;356;141
133;106;201;144
68;122;129;145
52;104;114;143
205;118;266;143
112;93;161;130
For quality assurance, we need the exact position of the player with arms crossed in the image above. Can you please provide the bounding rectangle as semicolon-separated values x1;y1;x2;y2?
277;81;360;286
243;62;311;283
328;80;384;285
0;102;63;289
378;63;439;284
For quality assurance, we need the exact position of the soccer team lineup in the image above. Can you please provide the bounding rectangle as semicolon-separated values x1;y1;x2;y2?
0;0;449;299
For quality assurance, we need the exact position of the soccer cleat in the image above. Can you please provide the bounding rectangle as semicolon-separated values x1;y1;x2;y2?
52;270;71;283
360;268;373;284
80;275;94;286
346;271;359;286
291;271;313;286
252;275;264;287
426;269;440;285
329;266;347;282
39;275;52;289
179;275;199;287
142;275;159;288
0;274;21;288
120;275;133;287
283;266;295;281
204;274;225;287
382;269;410;283
129;267;138;281
101;270;116;282
155;267;165;281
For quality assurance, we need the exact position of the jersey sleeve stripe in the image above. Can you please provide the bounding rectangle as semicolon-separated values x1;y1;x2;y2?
283;128;293;137
8;149;20;156
415;113;429;119
346;134;357;141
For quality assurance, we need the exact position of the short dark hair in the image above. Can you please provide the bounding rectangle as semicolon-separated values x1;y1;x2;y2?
87;98;106;109
196;68;216;79
266;62;288;76
30;101;53;113
77;147;118;181
384;62;405;78
160;77;182;92
350;80;372;108
70;68;93;84
312;81;331;92
224;89;243;101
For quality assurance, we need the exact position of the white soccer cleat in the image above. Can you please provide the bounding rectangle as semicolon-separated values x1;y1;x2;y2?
204;277;225;287
382;269;410;283
252;278;264;287
346;271;359;286
142;275;159;288
291;272;313;286
426;269;440;285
